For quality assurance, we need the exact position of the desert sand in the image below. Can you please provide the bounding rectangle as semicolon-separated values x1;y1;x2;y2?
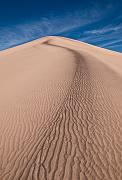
0;36;122;180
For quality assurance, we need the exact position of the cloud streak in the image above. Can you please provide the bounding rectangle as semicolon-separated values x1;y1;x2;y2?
78;23;122;52
84;25;122;35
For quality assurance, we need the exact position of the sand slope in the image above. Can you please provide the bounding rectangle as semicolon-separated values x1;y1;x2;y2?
0;36;122;180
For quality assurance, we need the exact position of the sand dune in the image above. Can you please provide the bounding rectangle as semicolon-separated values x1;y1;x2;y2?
0;36;122;180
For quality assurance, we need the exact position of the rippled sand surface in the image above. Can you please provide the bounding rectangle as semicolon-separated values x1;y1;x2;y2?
0;36;122;180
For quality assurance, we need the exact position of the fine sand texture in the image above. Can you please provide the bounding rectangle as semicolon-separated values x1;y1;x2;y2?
0;36;122;180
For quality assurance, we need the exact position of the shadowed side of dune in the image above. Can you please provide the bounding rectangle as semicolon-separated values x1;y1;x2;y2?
0;36;122;180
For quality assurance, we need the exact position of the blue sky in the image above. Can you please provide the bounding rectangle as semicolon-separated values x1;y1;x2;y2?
0;0;122;52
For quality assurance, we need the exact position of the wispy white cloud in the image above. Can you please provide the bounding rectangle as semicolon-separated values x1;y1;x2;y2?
100;39;122;47
78;22;122;52
84;24;122;35
108;44;122;49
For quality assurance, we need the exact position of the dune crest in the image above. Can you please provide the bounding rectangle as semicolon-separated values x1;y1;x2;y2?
0;36;122;180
